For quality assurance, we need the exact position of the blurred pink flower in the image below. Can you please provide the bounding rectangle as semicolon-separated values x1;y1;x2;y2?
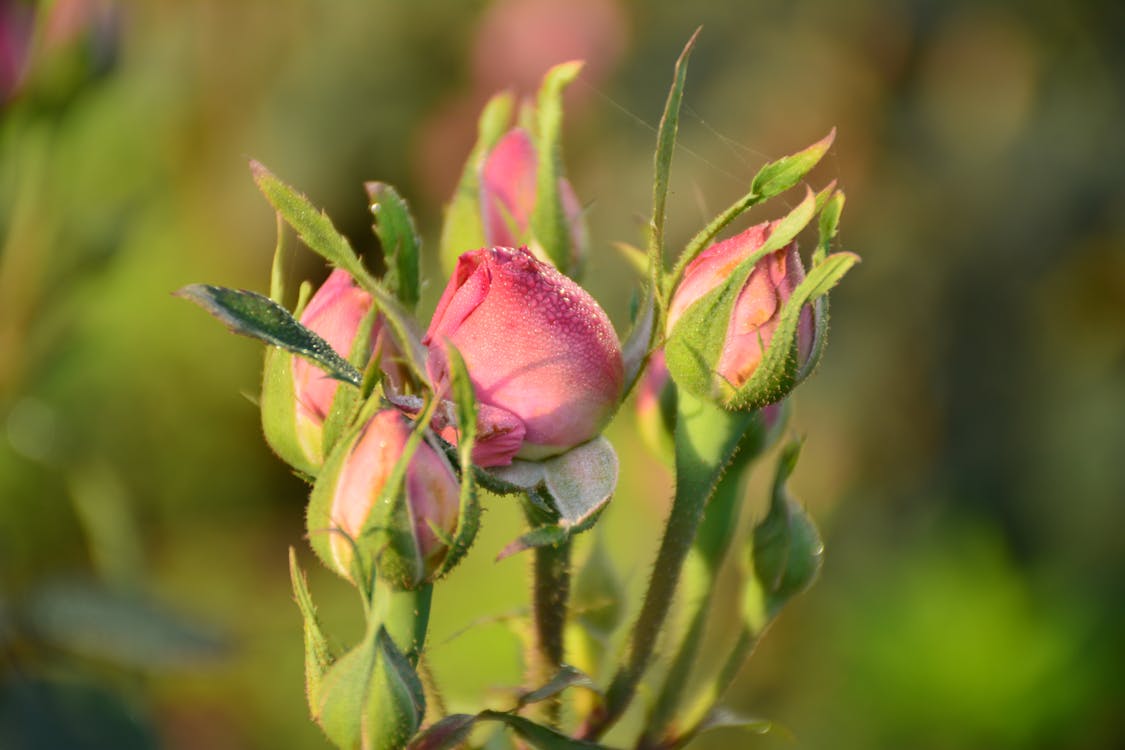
424;246;623;465
480;127;587;269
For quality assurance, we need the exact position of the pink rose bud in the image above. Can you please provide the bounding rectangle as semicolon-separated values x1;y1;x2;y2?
261;269;400;474
666;221;817;404
480;128;587;273
326;410;461;586
423;246;623;466
294;269;409;458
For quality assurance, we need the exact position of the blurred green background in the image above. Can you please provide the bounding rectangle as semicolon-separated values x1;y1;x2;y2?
2;0;1123;748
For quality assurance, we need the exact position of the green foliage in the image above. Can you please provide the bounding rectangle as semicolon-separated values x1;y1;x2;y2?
175;284;361;386
316;624;425;750
489;437;619;558
433;346;482;579
748;441;824;625
251;161;428;384
367;182;422;312
289;549;336;718
532;61;585;277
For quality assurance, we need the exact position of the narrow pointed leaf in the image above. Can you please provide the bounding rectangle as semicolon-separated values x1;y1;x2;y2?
815;189;845;264
497;524;570;561
367;181;421;311
434;346;482;578
176;284;361;386
477;711;607;749
650;27;701;311
531;61;584;274
251;161;366;280
251;160;429;383
406;714;478;750
288;548;335;718
749;128;835;201
517;665;595;709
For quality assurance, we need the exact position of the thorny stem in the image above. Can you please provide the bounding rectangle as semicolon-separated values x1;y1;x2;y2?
524;495;572;728
581;393;756;741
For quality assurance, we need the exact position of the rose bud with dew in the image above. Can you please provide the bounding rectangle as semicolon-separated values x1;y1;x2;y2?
424;246;623;466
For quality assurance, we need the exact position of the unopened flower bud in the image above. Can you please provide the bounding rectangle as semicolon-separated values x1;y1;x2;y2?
424;246;623;466
665;221;820;409
261;270;399;474
320;409;460;588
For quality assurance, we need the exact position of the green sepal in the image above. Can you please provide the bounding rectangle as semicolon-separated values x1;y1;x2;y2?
668;130;837;295
746;441;823;628
316;623;425;750
321;304;381;459
531;60;584;276
814;189;845;265
440;92;515;276
432;346;482;579
367;182;421;312
260;345;321;475
408;710;606;750
726;250;859;409
250;160;429;385
289;548;337;720
358;397;444;590
490;437;618;558
663;189;818;405
749;128;836;204
176;284;362;386
269;213;288;303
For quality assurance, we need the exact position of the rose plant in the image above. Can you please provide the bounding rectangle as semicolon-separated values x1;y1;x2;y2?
179;32;858;750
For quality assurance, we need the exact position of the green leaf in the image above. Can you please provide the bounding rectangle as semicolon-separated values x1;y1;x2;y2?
251;160;367;281
175;283;362;386
497;524;570;561
749;128;836;202
814;189;845;265
269;213;288;303
490;437;618;532
531;60;584;275
620;291;655;396
24;580;225;670
288;548;336;719
434;346;482;579
477;711;607;749
668;131;834;295
749;441;824;624
440;91;515;276
367;182;421;312
516;665;594;709
406;714;477;750
650;27;700;310
250;160;429;385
